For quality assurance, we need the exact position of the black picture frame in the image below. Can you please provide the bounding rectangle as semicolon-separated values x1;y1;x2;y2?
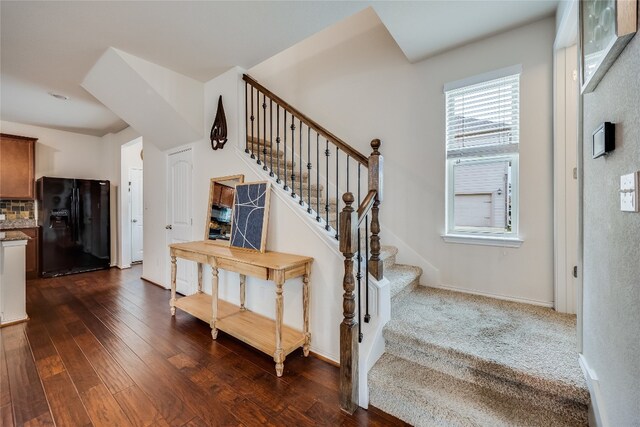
592;122;615;159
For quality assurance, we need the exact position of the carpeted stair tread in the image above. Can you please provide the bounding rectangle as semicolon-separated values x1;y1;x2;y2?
369;353;587;427
386;263;422;300
384;286;588;405
380;245;398;270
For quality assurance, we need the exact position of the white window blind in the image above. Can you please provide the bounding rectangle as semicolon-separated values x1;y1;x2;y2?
446;73;520;155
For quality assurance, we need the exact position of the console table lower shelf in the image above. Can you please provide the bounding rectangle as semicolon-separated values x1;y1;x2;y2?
174;293;306;358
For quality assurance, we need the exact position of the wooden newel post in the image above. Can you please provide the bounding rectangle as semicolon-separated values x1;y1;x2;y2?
339;192;359;414
368;139;383;280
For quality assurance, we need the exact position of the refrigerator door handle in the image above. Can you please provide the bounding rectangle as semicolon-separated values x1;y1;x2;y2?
69;188;76;239
74;187;81;242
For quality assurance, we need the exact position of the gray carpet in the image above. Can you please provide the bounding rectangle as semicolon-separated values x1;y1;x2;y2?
369;247;589;426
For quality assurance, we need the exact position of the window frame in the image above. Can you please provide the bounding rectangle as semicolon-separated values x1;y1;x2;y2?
442;66;523;247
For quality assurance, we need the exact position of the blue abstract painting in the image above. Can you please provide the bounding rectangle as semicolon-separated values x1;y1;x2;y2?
230;182;270;252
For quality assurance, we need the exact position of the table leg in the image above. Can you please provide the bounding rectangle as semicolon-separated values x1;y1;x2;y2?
197;262;203;293
170;255;177;316
274;276;285;377
211;262;219;339
239;274;246;311
303;262;311;357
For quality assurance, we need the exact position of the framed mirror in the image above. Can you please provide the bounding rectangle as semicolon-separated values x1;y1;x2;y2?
205;174;244;242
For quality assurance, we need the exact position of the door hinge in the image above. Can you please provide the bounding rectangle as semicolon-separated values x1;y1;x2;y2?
573;266;578;278
573;168;577;180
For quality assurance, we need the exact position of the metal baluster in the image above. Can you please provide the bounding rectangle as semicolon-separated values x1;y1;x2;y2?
357;163;362;343
283;112;288;190
299;121;304;205
269;99;274;176
335;146;339;240
290;119;296;197
276;107;281;183
316;134;321;221
250;87;255;159
325;139;330;230
346;156;350;194
256;90;260;164
262;94;267;170
364;214;370;323
245;82;249;153
307;128;312;213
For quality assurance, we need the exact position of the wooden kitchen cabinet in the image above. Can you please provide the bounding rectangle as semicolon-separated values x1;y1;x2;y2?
211;184;234;208
219;185;235;208
14;227;39;279
0;133;37;199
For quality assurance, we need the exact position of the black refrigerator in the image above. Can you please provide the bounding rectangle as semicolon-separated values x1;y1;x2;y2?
37;177;111;277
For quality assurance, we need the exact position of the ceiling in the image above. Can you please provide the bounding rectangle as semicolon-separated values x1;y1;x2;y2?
0;1;559;137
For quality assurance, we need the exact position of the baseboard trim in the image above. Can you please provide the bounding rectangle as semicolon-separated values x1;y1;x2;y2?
310;351;339;367
428;284;554;308
579;353;607;427
141;276;168;290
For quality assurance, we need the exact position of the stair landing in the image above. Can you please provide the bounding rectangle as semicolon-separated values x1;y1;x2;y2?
370;286;589;426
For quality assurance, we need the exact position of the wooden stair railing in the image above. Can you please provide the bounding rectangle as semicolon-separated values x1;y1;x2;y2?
243;75;383;414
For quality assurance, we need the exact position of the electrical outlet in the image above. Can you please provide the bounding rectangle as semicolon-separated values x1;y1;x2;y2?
620;172;639;212
0;214;5;221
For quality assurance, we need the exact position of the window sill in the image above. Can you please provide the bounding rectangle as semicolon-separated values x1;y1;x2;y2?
441;233;523;248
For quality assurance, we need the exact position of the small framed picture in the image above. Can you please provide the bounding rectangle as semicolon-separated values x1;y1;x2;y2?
592;122;615;159
229;181;271;252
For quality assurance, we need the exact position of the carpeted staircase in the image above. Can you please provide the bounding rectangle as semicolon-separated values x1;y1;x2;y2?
242;91;589;426
247;136;342;229
370;248;589;427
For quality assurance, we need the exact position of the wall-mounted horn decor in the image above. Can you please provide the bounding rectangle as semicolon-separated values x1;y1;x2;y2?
210;95;228;150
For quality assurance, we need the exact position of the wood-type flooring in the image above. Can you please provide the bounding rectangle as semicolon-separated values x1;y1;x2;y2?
1;265;406;426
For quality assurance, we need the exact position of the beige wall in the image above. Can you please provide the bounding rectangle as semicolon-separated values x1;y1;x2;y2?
582;34;640;426
1;120;107;180
250;17;556;305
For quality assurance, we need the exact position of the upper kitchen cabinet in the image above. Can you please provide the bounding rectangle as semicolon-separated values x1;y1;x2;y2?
0;133;36;199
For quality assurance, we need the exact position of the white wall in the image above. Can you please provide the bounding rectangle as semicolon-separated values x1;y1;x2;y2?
102;126;142;266
1;120;107;180
140;140;167;285
119;138;143;268
249;16;556;306
138;67;346;361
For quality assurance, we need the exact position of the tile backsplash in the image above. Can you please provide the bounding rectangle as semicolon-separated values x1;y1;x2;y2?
0;200;35;220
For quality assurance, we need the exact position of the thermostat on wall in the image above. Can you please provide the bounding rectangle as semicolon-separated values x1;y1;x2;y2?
592;122;615;158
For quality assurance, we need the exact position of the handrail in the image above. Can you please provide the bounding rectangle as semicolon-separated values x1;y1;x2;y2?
356;190;377;227
243;74;368;166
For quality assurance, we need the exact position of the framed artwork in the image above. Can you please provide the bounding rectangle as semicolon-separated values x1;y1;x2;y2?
229;181;271;252
579;0;637;93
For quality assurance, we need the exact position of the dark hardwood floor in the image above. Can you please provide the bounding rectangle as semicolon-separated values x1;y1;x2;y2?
1;265;407;426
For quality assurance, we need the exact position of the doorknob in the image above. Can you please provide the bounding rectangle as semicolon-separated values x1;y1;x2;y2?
165;224;172;230
132;219;138;223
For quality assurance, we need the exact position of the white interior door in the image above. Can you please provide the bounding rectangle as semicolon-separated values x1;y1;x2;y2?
130;168;144;263
167;148;194;296
554;44;580;314
565;44;579;314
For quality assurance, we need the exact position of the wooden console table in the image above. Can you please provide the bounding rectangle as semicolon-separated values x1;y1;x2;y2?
168;241;313;376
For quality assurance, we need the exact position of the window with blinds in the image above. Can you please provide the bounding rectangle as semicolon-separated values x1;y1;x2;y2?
446;73;520;156
444;68;521;240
